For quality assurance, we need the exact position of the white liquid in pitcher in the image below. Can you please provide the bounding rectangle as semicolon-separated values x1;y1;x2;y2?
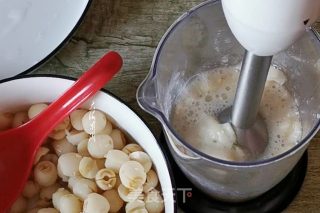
171;66;302;161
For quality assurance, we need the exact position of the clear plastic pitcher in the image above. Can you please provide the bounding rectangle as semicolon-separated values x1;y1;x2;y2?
137;0;320;202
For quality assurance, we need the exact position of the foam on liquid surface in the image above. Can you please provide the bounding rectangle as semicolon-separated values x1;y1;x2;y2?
171;66;302;161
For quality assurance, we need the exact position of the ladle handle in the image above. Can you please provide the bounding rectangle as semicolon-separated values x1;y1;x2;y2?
27;51;122;141
232;51;272;128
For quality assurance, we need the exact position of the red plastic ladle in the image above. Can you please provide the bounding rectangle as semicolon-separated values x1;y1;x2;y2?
0;51;123;211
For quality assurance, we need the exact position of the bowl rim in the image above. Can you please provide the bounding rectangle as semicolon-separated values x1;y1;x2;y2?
15;0;92;78
138;0;320;167
0;73;177;213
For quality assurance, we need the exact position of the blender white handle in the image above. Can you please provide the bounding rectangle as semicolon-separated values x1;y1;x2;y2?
222;0;320;56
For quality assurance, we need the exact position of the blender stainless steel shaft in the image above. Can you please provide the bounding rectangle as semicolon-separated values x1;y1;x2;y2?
231;51;272;156
218;51;271;158
232;52;272;128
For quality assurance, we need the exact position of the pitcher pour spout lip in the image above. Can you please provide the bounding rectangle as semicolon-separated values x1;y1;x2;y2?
136;0;218;116
137;74;202;161
136;74;163;120
136;0;216;123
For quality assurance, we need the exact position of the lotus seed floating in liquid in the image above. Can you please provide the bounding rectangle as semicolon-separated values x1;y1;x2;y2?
171;66;302;161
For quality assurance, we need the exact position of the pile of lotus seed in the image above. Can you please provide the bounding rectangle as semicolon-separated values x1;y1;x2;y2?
3;103;164;213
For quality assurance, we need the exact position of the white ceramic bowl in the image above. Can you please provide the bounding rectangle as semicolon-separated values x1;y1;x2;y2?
0;75;175;212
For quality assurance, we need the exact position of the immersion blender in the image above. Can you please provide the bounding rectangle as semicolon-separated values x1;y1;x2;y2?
221;0;320;157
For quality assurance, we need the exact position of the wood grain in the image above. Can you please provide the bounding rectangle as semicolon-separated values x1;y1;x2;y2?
30;0;320;212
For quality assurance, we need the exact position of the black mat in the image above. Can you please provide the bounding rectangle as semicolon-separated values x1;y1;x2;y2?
159;133;308;213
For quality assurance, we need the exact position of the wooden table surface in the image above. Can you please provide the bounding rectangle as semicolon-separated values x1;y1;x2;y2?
29;0;320;212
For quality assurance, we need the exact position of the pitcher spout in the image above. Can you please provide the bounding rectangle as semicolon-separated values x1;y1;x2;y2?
137;75;161;118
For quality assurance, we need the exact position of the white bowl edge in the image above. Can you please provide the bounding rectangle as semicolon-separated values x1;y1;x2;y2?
0;76;174;212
